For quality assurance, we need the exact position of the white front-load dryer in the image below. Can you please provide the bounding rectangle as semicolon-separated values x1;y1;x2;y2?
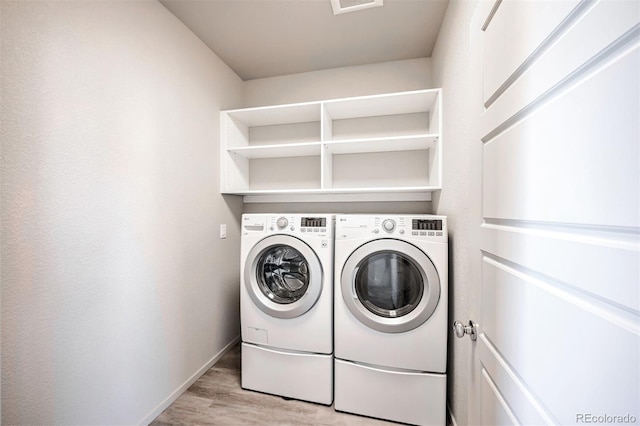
334;214;448;426
240;214;334;405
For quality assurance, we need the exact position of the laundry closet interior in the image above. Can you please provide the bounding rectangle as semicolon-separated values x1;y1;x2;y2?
1;1;638;426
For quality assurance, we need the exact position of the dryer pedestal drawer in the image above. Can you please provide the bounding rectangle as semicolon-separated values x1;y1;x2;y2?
335;358;446;426
241;343;333;405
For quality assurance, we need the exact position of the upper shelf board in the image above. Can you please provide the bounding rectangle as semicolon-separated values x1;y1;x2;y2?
225;102;321;127
323;89;439;120
222;89;440;127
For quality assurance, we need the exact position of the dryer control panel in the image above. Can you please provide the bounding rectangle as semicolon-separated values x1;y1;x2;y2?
336;215;447;242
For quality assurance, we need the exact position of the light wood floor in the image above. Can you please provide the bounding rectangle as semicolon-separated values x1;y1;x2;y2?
150;343;399;425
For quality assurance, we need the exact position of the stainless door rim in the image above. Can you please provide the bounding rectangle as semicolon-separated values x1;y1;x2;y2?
341;239;440;333
245;235;323;319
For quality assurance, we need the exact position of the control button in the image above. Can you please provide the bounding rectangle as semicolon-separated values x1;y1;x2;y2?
373;229;380;234
270;226;275;231
321;228;326;232
290;226;294;231
382;219;396;233
399;229;405;235
412;231;419;236
436;232;443;236
420;231;427;236
428;232;435;236
276;217;288;230
301;228;307;232
314;228;319;232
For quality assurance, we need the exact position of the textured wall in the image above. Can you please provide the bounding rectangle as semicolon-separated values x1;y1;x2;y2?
430;1;479;425
244;57;432;107
0;1;243;424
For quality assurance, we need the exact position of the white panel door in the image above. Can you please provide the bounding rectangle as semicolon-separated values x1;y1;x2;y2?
468;1;640;425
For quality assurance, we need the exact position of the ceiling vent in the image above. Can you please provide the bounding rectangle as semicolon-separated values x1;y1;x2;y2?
331;0;383;15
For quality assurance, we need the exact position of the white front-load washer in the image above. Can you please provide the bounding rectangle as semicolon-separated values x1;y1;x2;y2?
240;213;334;405
334;214;448;426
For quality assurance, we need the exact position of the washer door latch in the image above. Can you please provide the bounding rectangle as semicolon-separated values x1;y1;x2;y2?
453;320;478;341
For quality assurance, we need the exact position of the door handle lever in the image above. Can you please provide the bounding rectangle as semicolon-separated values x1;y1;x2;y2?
453;320;478;341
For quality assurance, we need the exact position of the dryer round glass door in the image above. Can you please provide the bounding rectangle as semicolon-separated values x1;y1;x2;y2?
245;235;323;319
341;239;440;333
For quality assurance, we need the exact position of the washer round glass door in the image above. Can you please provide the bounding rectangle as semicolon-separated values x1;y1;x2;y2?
341;239;440;333
245;235;322;319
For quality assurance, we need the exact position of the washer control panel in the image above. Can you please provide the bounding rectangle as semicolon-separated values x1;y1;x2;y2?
412;218;443;232
382;219;396;233
242;214;333;238
336;215;447;242
276;217;289;230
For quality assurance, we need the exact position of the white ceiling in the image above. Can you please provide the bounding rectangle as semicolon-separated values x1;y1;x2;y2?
160;0;449;81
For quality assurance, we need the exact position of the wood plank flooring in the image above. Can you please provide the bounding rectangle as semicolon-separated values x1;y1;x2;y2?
150;343;398;425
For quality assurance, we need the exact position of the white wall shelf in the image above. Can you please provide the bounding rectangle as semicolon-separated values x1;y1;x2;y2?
228;142;322;159
225;102;321;127
220;89;442;202
325;134;438;155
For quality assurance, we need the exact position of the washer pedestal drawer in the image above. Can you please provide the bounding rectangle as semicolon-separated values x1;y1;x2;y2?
335;359;446;426
241;343;333;405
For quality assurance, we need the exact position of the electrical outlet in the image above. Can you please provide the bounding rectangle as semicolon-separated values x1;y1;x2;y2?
220;224;227;239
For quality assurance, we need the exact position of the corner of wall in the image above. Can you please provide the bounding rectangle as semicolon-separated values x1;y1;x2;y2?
429;1;480;425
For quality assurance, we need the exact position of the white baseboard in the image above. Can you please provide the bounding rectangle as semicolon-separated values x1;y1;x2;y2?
447;403;459;426
139;335;241;425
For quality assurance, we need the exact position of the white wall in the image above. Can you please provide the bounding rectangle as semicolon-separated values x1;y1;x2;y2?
243;58;434;214
0;1;244;424
430;1;479;425
245;57;432;107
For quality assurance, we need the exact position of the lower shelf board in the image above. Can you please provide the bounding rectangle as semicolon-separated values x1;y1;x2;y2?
221;187;441;203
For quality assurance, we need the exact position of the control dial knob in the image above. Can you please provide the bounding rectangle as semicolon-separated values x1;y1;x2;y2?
276;217;288;230
382;219;396;233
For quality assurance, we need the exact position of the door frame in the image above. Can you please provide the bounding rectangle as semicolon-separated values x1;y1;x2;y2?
468;1;497;424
